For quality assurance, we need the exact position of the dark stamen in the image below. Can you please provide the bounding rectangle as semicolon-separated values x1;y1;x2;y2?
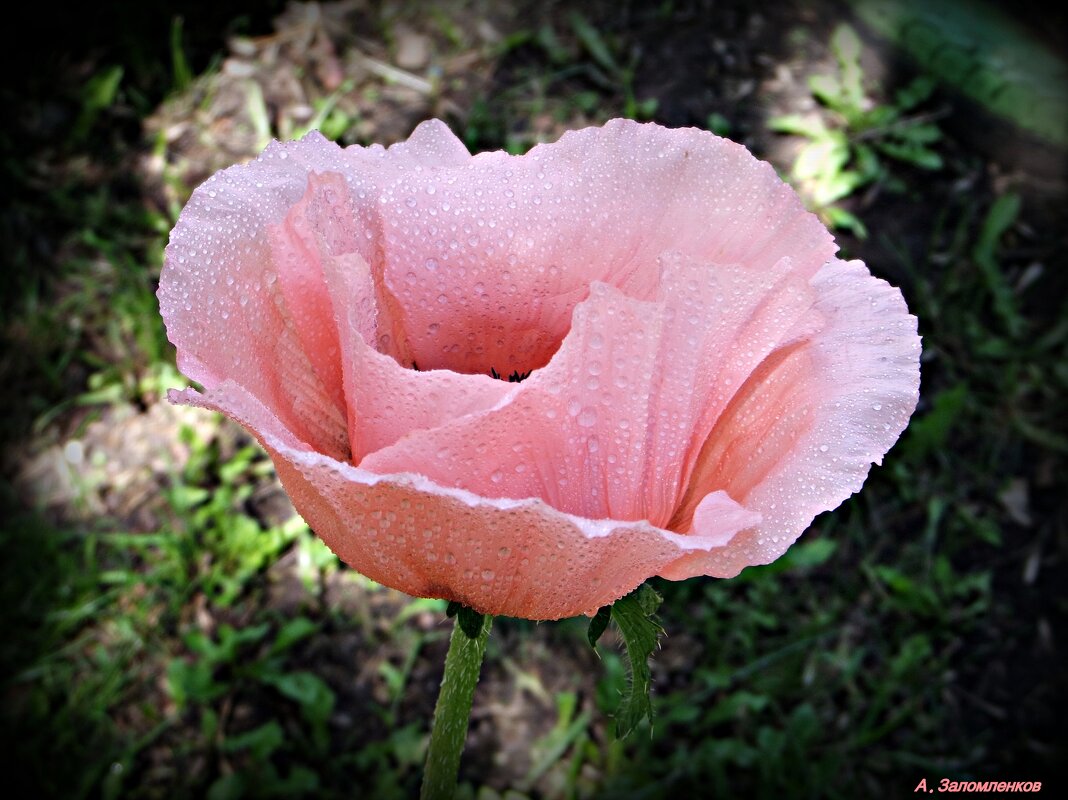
489;367;532;383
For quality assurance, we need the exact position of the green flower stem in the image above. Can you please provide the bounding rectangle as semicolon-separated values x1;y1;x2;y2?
420;611;493;800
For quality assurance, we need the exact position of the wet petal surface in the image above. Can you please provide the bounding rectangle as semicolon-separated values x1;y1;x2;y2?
160;119;920;619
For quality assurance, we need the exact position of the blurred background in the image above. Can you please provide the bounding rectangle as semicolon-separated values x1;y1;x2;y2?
1;0;1065;797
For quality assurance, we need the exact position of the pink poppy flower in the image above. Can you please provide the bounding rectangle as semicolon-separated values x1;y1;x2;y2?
159;119;920;620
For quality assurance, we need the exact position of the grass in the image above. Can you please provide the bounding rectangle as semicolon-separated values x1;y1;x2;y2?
770;23;947;237
2;2;1064;798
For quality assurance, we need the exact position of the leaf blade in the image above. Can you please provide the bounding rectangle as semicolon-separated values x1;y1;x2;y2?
605;583;664;738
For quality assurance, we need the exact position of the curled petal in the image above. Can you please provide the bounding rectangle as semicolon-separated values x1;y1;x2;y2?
320;250;512;459
172;382;758;620
160;125;514;460
360;251;815;529
268;172;510;460
664;259;921;579
378;119;836;375
159;134;369;459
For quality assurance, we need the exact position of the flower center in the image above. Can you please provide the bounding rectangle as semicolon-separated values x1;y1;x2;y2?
411;362;532;383
489;367;532;383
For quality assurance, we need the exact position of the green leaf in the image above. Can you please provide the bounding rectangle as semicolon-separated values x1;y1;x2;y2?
898;122;942;145
272;766;319;796
520;692;591;791
587;606;611;648
167;659;223;706
263;671;335;728
830;24;865;111
570;13;619;74
793;132;850;181
271;617;318;655
822;206;869;238
706;112;732;136
860;104;899;128
895;76;937;111
900;384;968;461
812;169;865;206
808;74;844;111
378;660;405;698
222;721;285;760
245;82;272;150
785;538;838;568
853;143;884;183
973;193;1024;337
207;773;245;800
215;622;271;663
73;65;124;141
604;583;664;738
768;113;827;138
870;565;940;617
875;140;943;170
170;17;193;92
535;24;569;64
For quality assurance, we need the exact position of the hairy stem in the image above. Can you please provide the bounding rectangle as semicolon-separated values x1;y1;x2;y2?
420;610;493;800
